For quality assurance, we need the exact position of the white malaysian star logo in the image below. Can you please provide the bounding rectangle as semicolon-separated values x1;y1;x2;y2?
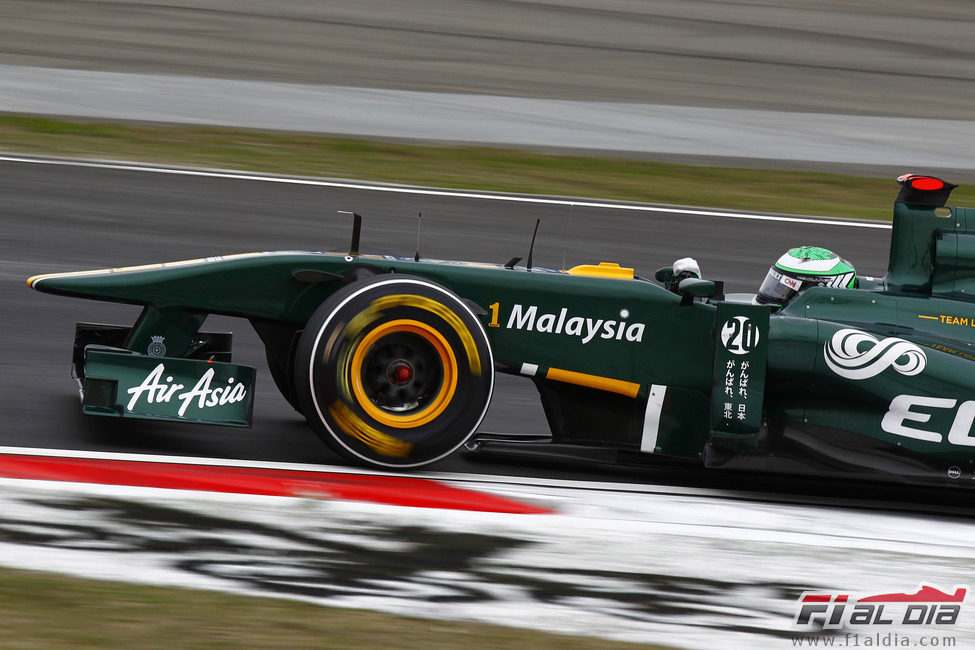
619;308;630;319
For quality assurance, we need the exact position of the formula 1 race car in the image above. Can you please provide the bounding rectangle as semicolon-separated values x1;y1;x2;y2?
27;175;975;487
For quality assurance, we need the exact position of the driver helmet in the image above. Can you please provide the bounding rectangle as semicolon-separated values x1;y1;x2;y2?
757;246;856;306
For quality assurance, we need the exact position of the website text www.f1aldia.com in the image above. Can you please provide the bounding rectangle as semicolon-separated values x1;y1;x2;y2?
791;632;957;647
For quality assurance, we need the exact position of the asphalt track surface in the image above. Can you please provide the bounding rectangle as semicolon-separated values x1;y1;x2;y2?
2;156;896;483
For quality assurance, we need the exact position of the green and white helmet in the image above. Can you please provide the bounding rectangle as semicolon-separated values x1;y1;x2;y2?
757;246;856;306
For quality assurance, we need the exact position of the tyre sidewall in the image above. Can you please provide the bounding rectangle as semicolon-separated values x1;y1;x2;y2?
295;274;494;468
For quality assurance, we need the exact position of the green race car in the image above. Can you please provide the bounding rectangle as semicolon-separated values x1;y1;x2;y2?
28;175;975;487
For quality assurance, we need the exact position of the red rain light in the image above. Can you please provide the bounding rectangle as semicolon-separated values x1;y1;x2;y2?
911;177;944;191
897;174;945;190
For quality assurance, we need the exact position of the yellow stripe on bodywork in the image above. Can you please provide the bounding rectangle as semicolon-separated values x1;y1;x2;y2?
546;367;640;398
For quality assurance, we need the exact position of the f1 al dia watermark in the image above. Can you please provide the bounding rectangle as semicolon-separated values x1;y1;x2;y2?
793;583;967;630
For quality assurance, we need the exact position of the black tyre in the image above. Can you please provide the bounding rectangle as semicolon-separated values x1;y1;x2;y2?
265;344;301;412
294;274;494;468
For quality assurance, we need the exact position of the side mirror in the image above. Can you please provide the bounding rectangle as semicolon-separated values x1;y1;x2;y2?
677;278;724;305
654;266;674;284
678;278;717;298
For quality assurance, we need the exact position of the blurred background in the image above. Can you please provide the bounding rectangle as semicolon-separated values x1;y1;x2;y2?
0;0;973;176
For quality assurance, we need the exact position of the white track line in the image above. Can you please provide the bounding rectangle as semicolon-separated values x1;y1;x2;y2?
0;154;891;229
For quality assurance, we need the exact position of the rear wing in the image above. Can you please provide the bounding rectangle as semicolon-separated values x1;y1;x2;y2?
886;174;975;300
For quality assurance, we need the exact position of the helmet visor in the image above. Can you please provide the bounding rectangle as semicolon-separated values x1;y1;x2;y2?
757;267;802;305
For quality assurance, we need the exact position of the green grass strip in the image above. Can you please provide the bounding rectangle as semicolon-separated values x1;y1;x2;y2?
0;567;666;649
3;114;972;220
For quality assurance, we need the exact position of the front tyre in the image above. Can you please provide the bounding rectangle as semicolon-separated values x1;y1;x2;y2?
294;275;494;468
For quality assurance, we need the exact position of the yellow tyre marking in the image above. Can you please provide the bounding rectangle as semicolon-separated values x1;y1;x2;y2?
369;294;482;375
349;319;459;429
328;401;413;457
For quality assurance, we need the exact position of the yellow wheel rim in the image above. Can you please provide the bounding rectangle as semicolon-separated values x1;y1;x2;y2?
350;319;458;428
